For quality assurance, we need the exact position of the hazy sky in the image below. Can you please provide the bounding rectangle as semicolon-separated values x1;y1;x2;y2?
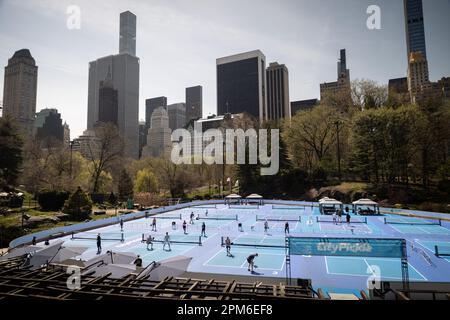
0;0;449;138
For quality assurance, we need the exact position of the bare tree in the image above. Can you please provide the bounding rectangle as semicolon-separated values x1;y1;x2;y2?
88;123;124;194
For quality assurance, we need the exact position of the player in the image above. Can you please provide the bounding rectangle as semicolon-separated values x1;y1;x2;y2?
247;253;259;272
146;235;154;251
151;217;157;232
264;220;269;234
183;220;188;234
285;222;290;234
190;212;195;224
96;234;102;254
201;222;207;237
119;218;124;231
163;232;171;251
225;237;232;256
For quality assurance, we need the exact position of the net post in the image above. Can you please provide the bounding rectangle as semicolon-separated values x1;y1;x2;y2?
316;216;319;223
299;216;301;223
199;236;202;246
384;217;387;224
71;232;75;240
221;236;224;246
434;245;439;257
179;213;182;220
235;215;238;221
120;232;124;243
438;219;442;226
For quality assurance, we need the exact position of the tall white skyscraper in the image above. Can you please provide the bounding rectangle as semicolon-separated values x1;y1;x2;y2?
142;107;172;158
120;11;137;56
87;11;140;159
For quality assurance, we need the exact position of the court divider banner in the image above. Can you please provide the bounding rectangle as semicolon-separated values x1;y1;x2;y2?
287;237;405;258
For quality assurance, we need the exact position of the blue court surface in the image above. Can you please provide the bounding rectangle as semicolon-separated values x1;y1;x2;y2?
46;203;450;292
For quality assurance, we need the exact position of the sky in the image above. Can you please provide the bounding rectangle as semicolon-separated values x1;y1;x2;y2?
0;0;449;138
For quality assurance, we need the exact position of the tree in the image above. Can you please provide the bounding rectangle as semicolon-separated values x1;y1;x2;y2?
0;116;23;189
63;186;93;221
118;168;134;201
351;79;388;110
88;123;124;193
134;169;159;193
283;105;343;180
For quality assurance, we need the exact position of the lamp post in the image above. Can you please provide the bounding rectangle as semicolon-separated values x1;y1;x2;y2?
334;120;342;181
69;140;81;183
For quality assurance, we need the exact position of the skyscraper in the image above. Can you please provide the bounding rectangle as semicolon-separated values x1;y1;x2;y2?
142;107;172;158
217;50;267;121
120;11;137;56
320;49;351;101
167;103;186;131
408;51;430;103
145;96;167;129
2;49;38;136
186;86;203;122
404;0;427;60
266;62;290;120
34;108;64;145
87;11;139;159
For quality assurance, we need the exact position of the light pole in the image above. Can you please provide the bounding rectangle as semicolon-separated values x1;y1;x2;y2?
335;120;342;181
69;140;80;180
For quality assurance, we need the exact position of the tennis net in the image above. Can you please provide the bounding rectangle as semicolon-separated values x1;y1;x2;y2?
142;233;202;246
228;205;259;209
193;204;217;209
221;236;286;249
71;232;124;242
256;215;301;222
152;214;182;220
384;217;441;226
199;214;238;221
272;205;305;210
434;245;450;257
316;216;367;224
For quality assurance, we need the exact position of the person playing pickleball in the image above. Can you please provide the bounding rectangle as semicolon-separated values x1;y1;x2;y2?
247;253;258;272
225;237;232;256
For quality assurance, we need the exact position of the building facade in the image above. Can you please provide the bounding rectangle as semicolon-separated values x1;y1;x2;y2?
87;11;139;159
142;107;172;158
266;62;290;120
290;99;318;116
167;103;186;131
404;0;427;60
320;49;351;101
34;108;64;145
186;86;203;122
407;51;429;103
217;50;267;121
145;96;167;129
119;11;137;56
97;70;119;126
2;49;38;136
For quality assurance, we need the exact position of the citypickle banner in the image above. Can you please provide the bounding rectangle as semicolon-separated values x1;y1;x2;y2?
287;237;406;258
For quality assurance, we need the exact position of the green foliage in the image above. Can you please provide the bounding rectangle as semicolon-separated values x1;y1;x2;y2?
62;187;93;221
118;169;134;201
134;169;158;193
37;191;70;211
0;116;24;189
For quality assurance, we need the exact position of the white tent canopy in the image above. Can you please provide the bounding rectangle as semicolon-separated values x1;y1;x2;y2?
352;199;378;206
319;197;343;205
226;194;242;199
246;194;263;199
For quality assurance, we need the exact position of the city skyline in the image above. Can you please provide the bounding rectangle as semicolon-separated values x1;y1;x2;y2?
1;0;450;138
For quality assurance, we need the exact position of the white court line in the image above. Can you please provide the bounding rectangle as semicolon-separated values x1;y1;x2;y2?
325;257;427;280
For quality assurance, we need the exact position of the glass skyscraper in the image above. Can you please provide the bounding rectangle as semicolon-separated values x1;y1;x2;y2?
404;0;427;59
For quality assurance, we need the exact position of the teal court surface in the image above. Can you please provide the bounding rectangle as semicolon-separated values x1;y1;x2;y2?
38;203;450;293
